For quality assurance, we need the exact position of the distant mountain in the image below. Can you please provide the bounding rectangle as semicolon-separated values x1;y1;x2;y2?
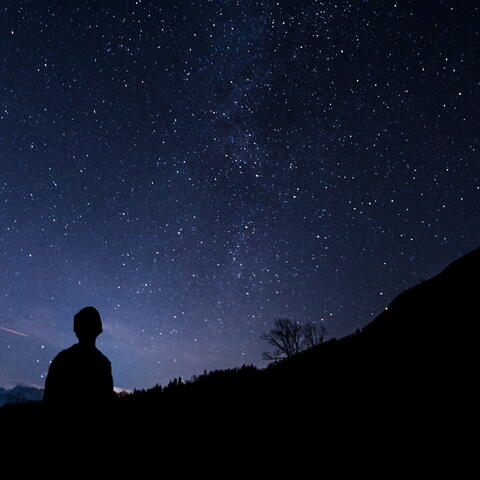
0;385;44;407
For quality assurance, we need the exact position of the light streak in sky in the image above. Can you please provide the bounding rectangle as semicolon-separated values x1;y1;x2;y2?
0;326;29;337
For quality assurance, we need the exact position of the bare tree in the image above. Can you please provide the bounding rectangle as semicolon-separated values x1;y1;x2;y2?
261;318;327;361
302;322;326;349
260;318;304;361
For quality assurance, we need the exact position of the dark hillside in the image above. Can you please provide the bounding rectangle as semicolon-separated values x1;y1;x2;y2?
109;247;478;430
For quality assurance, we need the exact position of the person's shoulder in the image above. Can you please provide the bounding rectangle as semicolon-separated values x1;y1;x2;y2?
52;345;77;360
95;348;111;364
48;345;78;369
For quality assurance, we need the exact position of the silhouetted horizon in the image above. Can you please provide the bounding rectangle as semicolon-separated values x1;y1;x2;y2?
1;246;477;414
2;245;477;450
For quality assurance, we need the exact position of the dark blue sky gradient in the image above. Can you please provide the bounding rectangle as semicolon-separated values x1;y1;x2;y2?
0;0;478;390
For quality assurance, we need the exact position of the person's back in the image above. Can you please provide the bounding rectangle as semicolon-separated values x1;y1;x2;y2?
43;306;114;409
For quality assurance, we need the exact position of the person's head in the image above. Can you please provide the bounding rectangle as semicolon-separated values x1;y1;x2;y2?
74;306;103;343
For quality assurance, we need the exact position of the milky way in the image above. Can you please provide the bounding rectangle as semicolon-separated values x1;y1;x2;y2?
0;1;478;390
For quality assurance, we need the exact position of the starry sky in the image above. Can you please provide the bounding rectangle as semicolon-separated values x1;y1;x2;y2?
0;0;478;390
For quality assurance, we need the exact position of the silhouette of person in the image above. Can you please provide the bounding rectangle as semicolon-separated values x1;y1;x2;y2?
43;306;114;408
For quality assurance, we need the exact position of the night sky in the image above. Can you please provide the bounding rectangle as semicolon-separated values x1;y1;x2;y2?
0;0;478;391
